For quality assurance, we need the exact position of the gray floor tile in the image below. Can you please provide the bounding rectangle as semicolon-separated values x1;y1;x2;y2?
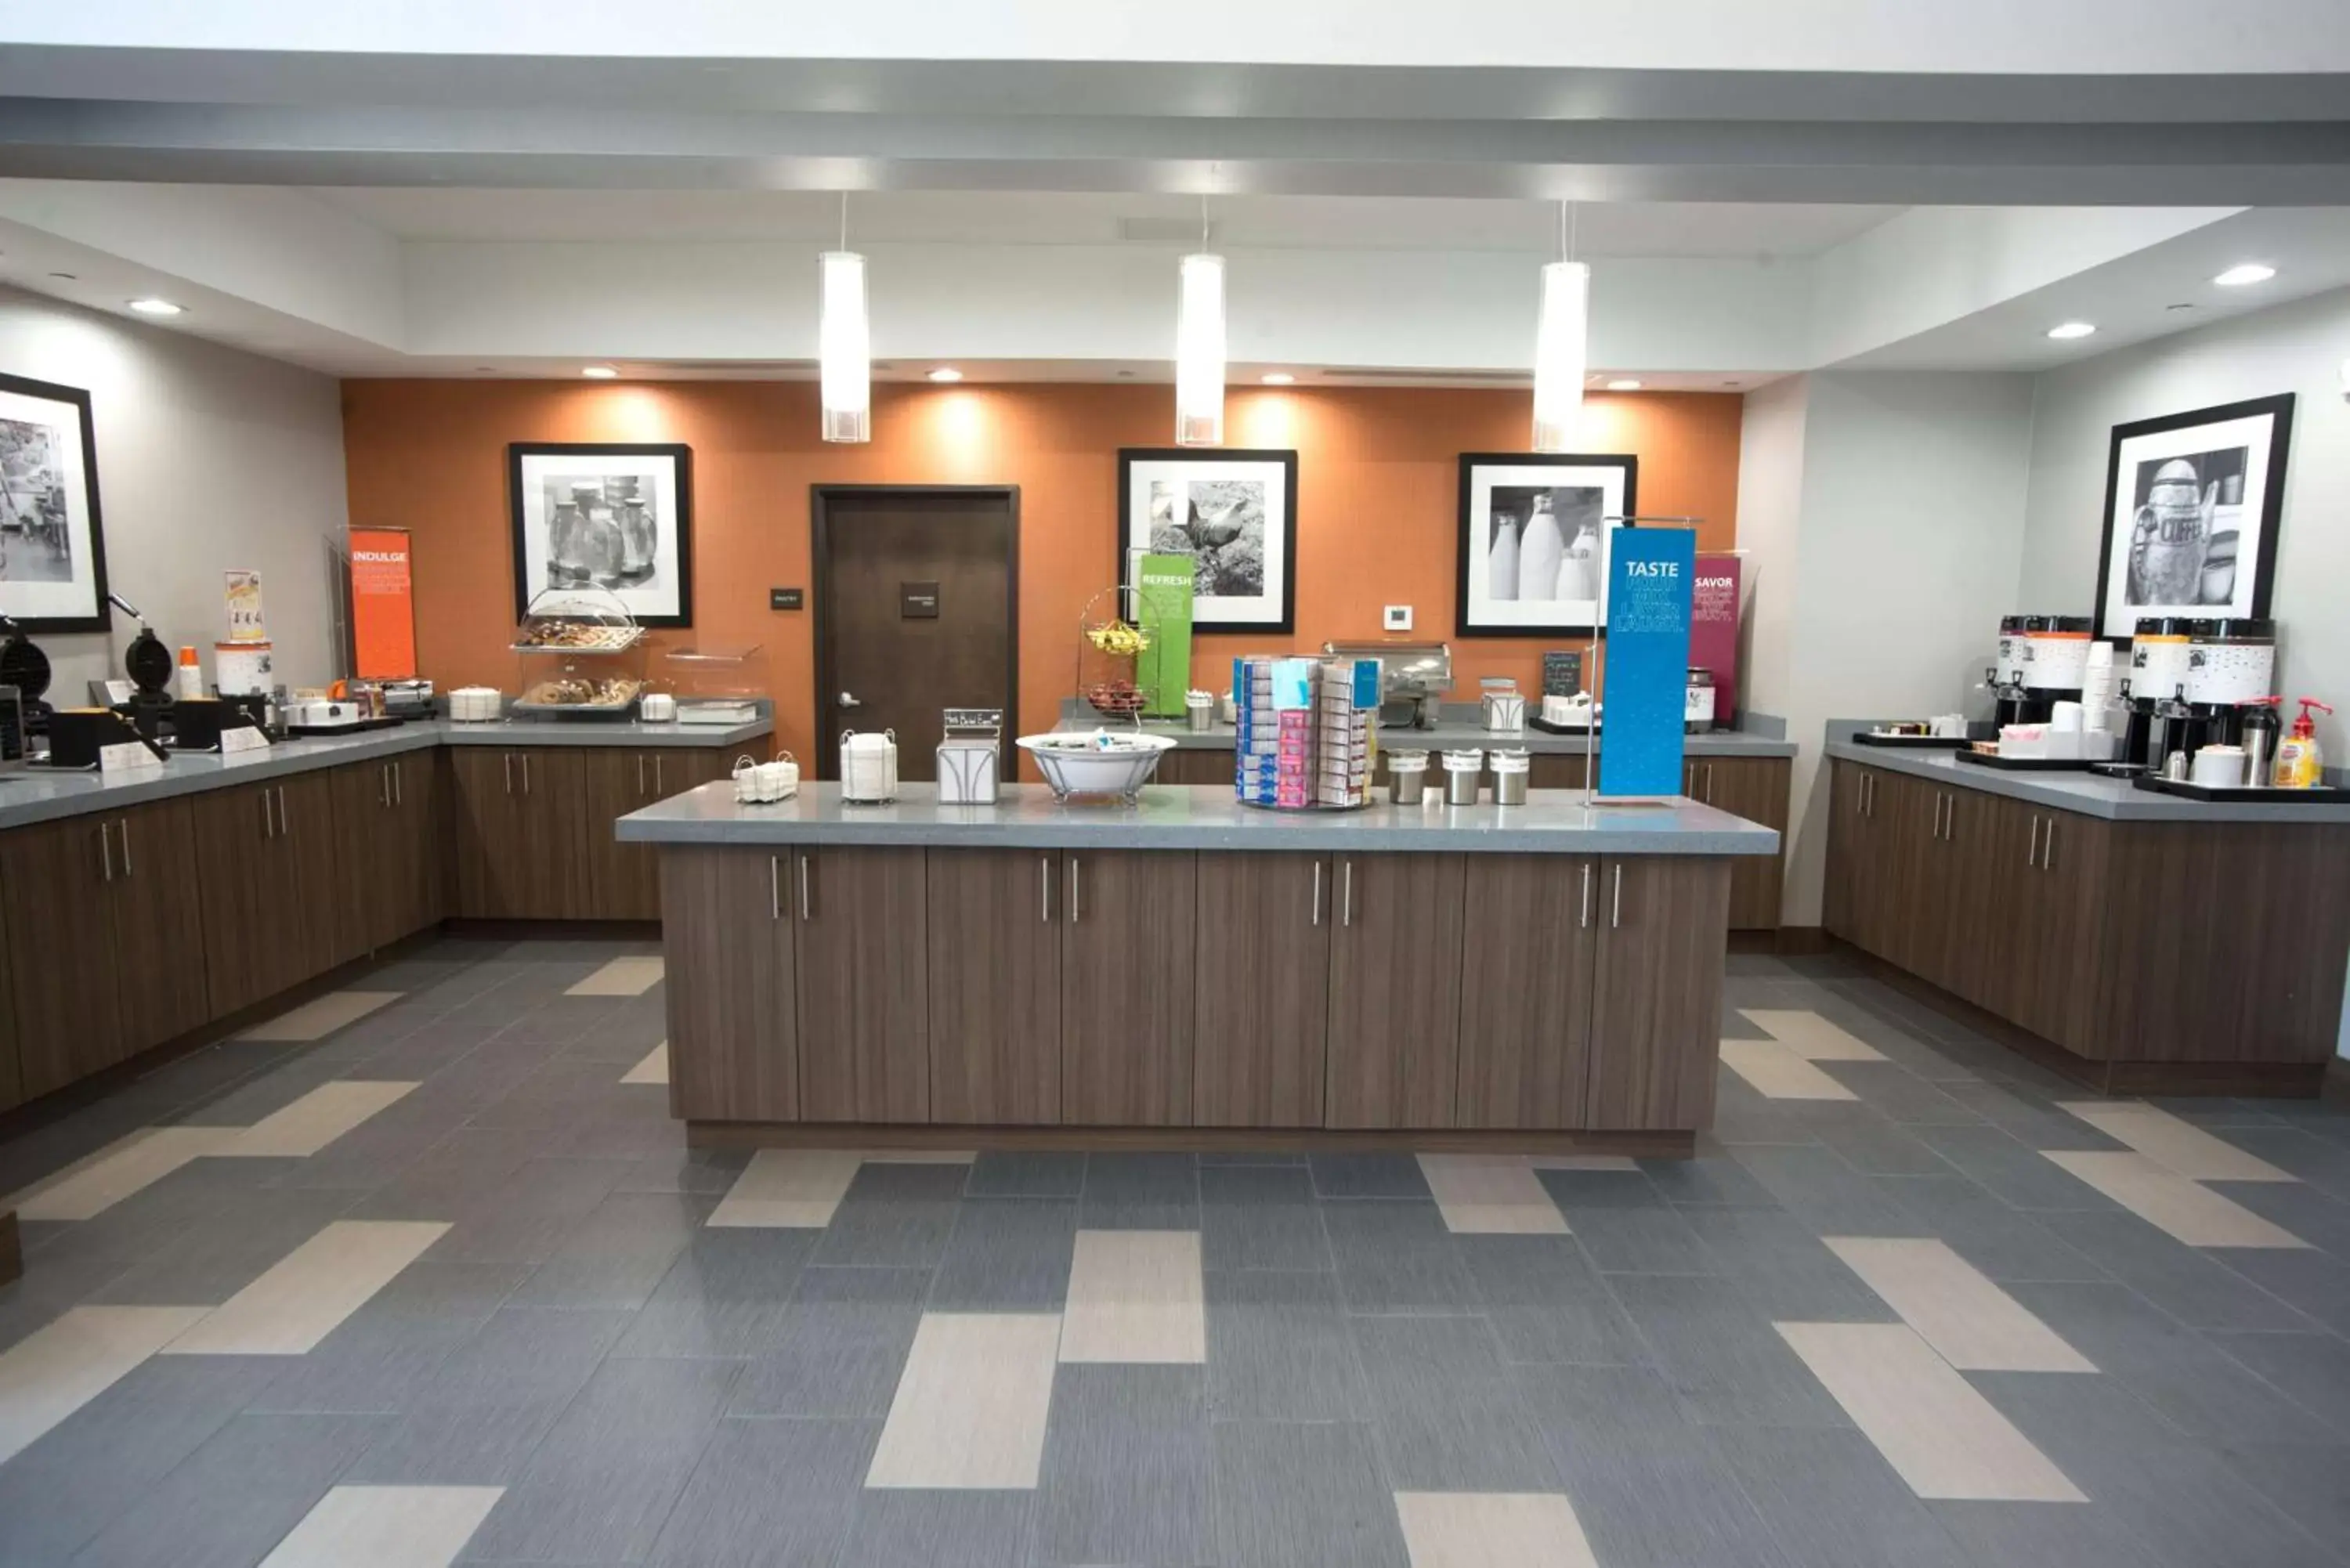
1198;1150;1306;1166
1808;1060;1983;1125
837;1490;1033;1568
1458;1232;1652;1364
1203;1269;1367;1422
2207;1245;2350;1337
1212;1421;1409;1568
2167;1125;2350;1201
1608;1272;1853;1429
1320;1199;1476;1313
509;1188;711;1310
1306;1153;1429;1200
1080;1151;1200;1229
1712;1424;1972;1568
1732;1145;1925;1237
1520;1364;1789;1568
1640;1151;1784;1208
1813;1110;1954;1176
243;1308;479;1415
1534;1165;1668;1209
615;1229;822;1357
2211;1179;2350;1258
1031;1365;1211;1568
728;1268;927;1418
1199;1165;1332;1272
1350;1314;1560;1490
68;1411;387;1568
2217;1438;2350;1558
1569;1203;1723;1275
2034;1206;2318;1330
1871;1172;2109;1283
812;1163;967;1267
89;1185;360;1306
2206;1328;2350;1441
963;1150;1086;1197
1929;1500;2167;1568
926;1196;1077;1310
650;1416;879;1567
1679;1205;1900;1322
614;1147;752;1196
466;1357;742;1563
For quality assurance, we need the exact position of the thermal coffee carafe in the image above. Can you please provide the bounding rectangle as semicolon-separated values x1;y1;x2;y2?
2238;697;2283;787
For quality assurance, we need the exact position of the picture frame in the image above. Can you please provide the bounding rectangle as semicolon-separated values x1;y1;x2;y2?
1117;447;1297;634
0;371;111;632
2092;393;2294;639
1455;452;1637;638
508;442;695;627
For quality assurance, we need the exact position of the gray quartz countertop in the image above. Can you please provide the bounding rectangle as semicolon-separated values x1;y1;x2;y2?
617;782;1781;855
1823;738;2350;823
0;716;773;831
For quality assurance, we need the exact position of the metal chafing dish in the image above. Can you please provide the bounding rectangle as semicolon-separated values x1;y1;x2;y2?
1321;641;1452;729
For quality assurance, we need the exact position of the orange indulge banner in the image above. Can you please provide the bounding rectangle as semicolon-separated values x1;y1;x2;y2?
349;526;418;679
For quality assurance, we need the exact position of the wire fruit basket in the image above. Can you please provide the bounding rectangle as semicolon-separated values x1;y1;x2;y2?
1076;586;1150;722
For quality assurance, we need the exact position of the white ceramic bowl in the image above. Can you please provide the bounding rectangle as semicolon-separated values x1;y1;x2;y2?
1016;731;1177;799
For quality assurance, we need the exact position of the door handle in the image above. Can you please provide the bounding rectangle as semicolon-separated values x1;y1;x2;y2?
118;818;132;877
99;821;113;883
504;753;513;795
276;786;289;836
1042;854;1054;923
637;755;645;795
1068;854;1082;923
1341;858;1354;927
2042;819;2056;873
392;761;402;806
1611;863;1625;928
380;764;390;808
1705;763;1715;803
522;754;531;794
1311;860;1322;927
2026;815;2041;866
261;788;274;840
656;755;664;794
799;853;812;919
771;854;783;920
1580;861;1592;928
838;691;861;708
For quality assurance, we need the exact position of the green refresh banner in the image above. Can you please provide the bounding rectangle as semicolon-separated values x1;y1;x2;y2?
1135;553;1196;717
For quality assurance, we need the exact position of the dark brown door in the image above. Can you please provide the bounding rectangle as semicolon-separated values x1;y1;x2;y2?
331;761;392;959
1456;854;1597;1129
1695;757;1789;930
2007;807;2110;1054
1823;760;1865;942
1192;851;1328;1127
1875;771;1940;979
794;846;929;1122
1325;852;1465;1129
268;772;344;991
1061;850;1196;1125
815;487;1016;782
662;847;798;1122
0;815;125;1096
450;748;591;919
1586;856;1731;1130
189;782;277;1017
582;751;660;919
386;752;445;941
107;800;209;1055
929;848;1062;1125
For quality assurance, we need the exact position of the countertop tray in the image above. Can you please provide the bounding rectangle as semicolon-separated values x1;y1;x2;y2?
1953;749;2100;772
1853;731;1967;749
284;716;407;738
1528;716;1600;735
2132;775;2350;804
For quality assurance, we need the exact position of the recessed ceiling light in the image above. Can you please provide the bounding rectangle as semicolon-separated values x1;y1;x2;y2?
1260;372;1295;385
2046;322;2098;341
1605;378;1643;391
580;365;619;379
2213;263;2276;287
126;298;183;316
927;367;964;383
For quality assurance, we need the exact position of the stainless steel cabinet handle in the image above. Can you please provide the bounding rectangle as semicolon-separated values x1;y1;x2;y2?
99;821;113;882
392;761;402;806
1705;764;1715;803
504;753;514;795
1342;859;1354;927
2042;819;2056;873
799;853;812;919
771;854;782;920
1611;863;1624;928
2026;815;2041;865
1069;855;1082;923
636;755;645;794
1311;860;1322;927
261;789;273;840
118;818;132;877
522;754;531;794
380;764;389;808
1580;862;1593;928
277;786;289;836
656;756;664;793
1042;854;1053;923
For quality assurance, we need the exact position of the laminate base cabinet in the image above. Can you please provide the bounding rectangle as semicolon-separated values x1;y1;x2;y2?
450;748;592;919
188;782;288;1021
332;753;443;958
106;800;210;1055
1192;852;1329;1127
1325;852;1465;1129
927;848;1061;1125
794;847;931;1123
1587;856;1731;1131
661;847;798;1122
1062;850;1197;1125
1455;854;1595;1129
584;750;734;920
0;814;126;1098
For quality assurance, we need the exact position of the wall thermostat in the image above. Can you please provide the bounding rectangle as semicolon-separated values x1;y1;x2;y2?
1383;605;1413;631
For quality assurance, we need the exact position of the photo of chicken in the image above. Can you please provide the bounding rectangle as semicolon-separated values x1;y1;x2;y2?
1150;478;1267;598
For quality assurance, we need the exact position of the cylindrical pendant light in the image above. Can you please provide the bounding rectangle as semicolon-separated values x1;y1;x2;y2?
1174;193;1227;449
819;195;870;444
1532;203;1589;453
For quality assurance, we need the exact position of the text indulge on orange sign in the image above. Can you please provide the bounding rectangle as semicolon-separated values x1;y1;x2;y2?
349;527;418;680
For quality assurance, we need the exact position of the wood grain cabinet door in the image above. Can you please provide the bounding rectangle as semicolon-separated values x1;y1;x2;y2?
1455;854;1597;1129
0;815;126;1096
187;782;277;1018
388;752;446;941
1586;855;1731;1131
2007;807;2110;1055
661;847;798;1122
1061;851;1197;1126
794;846;930;1122
582;751;661;920
1823;761;1865;942
1192;851;1329;1128
105;800;210;1055
328;761;392;959
267;771;345;991
1325;852;1466;1129
1694;757;1789;930
928;848;1062;1125
450;749;592;919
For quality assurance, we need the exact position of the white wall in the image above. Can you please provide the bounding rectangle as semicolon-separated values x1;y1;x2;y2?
0;285;349;697
2016;282;2350;1057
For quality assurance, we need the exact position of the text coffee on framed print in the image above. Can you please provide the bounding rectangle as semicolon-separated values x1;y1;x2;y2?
1118;448;1297;635
508;443;695;627
0;373;111;632
1456;453;1637;638
2093;393;2294;639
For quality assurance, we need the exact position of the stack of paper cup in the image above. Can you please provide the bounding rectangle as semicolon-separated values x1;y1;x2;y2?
2081;641;2119;731
2051;700;2084;732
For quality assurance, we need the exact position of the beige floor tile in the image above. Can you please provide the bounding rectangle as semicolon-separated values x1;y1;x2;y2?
1522;1154;1638;1171
240;990;400;1042
1059;1230;1206;1364
0;1305;212;1464
1825;1237;2094;1373
2042;1151;2308;1248
1416;1154;1570;1234
707;1149;867;1227
866;1313;1063;1488
2059;1101;2298;1183
1719;1039;1857;1101
1394;1491;1600;1568
164;1220;448;1356
226;1080;418;1158
10;1126;240;1221
1740;1010;1888;1061
620;1042;669;1086
258;1484;504;1568
1776;1322;2085;1502
566;956;665;996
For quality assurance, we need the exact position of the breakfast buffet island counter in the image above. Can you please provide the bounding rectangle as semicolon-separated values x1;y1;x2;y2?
619;782;1781;1153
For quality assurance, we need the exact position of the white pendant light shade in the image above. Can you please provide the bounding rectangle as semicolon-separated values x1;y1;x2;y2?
819;249;870;444
1531;259;1589;453
1174;251;1227;446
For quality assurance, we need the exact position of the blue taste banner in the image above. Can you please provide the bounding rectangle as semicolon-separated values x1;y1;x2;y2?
1596;526;1696;799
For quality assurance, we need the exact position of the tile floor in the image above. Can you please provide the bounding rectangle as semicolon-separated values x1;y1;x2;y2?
0;936;2346;1566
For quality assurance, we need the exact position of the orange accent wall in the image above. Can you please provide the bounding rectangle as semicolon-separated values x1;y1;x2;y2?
340;380;1741;761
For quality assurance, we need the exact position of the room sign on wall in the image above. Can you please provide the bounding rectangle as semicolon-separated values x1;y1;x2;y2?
1596;526;1695;800
899;581;940;618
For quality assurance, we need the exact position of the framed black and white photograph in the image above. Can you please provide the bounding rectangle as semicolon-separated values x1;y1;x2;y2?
0;372;110;631
508;443;694;626
1118;448;1296;634
2094;393;2294;638
1456;452;1636;638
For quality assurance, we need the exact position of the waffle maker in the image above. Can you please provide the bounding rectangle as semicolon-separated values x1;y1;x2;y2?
107;591;179;740
0;614;53;735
